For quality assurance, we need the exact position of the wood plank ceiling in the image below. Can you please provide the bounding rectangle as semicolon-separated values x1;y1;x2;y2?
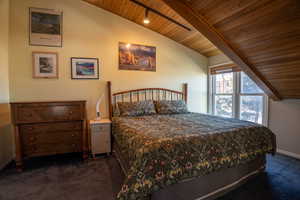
84;0;300;99
162;0;300;100
83;0;221;57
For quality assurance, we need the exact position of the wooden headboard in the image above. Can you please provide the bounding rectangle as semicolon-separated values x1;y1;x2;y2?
107;81;188;120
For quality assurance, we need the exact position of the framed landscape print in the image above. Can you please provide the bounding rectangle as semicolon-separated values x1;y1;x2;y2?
119;42;156;72
32;52;58;79
29;7;63;47
71;57;99;80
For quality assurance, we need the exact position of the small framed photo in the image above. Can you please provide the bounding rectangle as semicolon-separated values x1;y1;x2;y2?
29;7;63;47
32;52;58;79
71;57;99;80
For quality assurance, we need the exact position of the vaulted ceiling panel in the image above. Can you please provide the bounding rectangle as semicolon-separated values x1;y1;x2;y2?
162;0;300;100
83;0;221;57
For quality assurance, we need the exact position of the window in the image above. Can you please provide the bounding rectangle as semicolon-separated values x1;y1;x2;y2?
210;70;268;125
239;72;265;124
240;72;263;94
212;73;234;118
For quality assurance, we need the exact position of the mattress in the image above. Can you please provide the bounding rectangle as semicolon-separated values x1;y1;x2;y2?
112;113;276;200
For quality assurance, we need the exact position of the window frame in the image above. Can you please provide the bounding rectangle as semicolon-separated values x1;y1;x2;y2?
211;72;235;118
208;65;269;126
236;72;269;126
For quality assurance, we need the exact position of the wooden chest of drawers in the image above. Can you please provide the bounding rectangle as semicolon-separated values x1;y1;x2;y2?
10;101;87;171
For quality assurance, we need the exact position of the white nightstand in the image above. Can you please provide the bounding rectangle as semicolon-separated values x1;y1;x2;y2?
89;119;112;157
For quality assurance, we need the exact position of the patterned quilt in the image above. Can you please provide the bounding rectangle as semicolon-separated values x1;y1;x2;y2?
112;113;276;200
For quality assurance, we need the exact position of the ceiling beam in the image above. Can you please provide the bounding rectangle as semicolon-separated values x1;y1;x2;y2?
161;0;281;100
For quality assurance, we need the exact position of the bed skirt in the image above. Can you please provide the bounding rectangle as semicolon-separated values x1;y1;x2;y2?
113;140;266;200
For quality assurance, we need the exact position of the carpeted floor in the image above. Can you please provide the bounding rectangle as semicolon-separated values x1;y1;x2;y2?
0;153;299;200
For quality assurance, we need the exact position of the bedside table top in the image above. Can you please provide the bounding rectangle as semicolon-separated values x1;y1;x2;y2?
90;119;111;124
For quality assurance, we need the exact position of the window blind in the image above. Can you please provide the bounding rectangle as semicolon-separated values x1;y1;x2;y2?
210;63;241;75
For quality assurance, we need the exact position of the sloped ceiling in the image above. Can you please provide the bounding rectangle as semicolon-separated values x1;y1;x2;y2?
83;0;221;57
84;0;300;100
161;0;300;100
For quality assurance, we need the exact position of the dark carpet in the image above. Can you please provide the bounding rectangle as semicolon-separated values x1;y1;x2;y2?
0;154;299;200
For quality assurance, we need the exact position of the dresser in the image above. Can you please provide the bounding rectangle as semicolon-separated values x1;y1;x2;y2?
10;101;88;171
89;119;111;157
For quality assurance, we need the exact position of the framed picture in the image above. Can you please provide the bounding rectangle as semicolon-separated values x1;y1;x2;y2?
32;52;59;79
71;57;99;80
119;42;156;72
29;7;63;47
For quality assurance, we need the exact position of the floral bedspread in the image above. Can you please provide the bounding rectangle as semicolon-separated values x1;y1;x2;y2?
112;113;276;200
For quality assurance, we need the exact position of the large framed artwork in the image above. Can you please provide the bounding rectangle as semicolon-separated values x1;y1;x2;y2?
71;57;99;80
119;42;156;72
32;52;59;79
29;7;63;47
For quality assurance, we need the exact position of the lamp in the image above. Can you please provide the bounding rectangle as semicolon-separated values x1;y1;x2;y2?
96;94;104;120
143;8;150;24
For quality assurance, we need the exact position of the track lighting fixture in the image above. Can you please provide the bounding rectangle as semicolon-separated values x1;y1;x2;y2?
143;9;150;24
130;0;191;31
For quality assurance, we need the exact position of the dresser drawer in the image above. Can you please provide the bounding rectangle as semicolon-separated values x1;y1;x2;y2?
91;124;110;133
13;103;84;124
23;143;81;157
21;130;81;145
20;122;82;133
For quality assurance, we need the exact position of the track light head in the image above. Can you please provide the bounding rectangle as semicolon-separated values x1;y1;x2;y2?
143;9;150;24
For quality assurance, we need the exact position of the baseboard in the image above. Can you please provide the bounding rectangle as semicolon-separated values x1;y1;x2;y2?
277;149;300;160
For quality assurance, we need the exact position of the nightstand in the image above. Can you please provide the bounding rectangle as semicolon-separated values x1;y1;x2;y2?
89;119;111;157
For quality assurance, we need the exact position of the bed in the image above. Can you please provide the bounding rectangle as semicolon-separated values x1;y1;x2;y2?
107;81;276;200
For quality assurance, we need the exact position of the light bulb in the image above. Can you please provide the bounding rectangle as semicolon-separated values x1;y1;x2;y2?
143;18;150;24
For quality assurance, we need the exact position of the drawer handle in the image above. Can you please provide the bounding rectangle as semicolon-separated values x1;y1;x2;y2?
29;137;36;142
69;111;73;115
71;133;78;137
31;146;37;152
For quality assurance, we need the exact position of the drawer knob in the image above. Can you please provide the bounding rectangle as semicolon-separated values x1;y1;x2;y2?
29;137;36;142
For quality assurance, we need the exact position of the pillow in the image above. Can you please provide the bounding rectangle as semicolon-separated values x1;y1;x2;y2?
117;100;156;117
154;100;189;114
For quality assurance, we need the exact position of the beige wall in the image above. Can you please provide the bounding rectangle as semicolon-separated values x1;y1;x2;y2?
0;0;13;170
208;54;231;66
0;0;10;103
9;0;208;119
269;100;300;157
209;54;300;158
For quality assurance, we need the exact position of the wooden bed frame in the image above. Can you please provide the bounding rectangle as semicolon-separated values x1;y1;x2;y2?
107;81;188;120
